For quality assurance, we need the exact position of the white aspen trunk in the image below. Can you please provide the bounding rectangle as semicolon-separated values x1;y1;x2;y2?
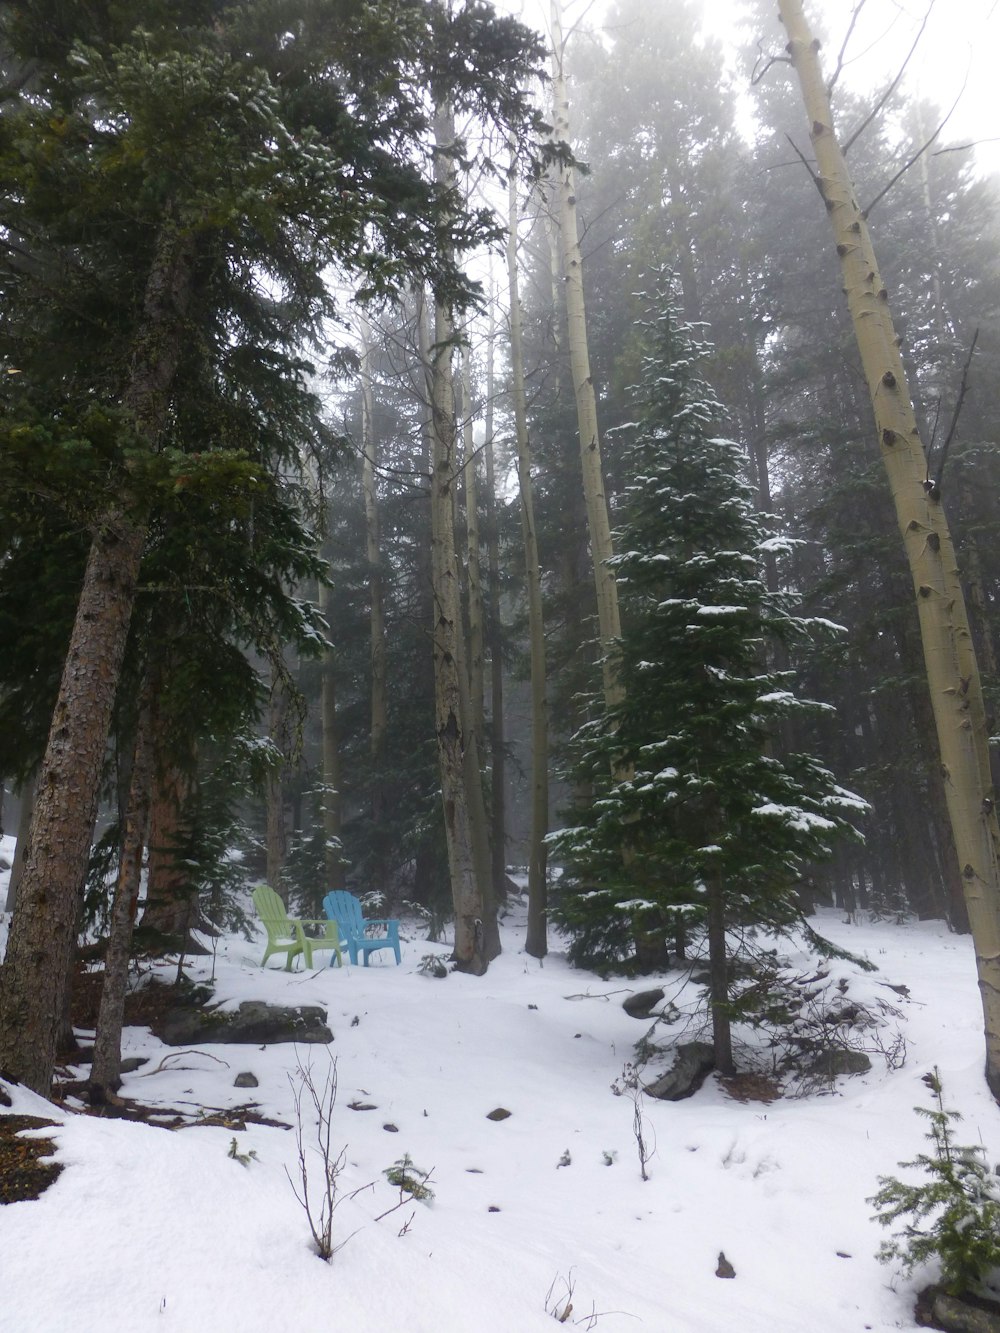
508;161;550;960
461;348;486;748
359;313;388;893
482;301;508;906
317;576;344;892
425;107;491;971
550;0;623;710
266;672;288;903
778;0;1000;1098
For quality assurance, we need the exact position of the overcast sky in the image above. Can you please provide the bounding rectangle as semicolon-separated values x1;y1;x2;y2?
534;0;1000;179
738;0;1000;179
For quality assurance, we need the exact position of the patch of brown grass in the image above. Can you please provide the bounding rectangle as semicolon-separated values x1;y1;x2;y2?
720;1072;782;1104
0;1115;62;1204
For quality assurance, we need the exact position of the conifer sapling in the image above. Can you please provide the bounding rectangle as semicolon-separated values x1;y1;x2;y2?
869;1069;1000;1296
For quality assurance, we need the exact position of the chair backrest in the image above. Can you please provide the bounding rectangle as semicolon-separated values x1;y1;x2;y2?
324;891;363;937
253;883;291;932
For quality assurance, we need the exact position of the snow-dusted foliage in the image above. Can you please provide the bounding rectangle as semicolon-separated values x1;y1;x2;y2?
551;283;864;972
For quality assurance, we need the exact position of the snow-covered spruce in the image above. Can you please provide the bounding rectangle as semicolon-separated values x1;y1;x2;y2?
550;283;865;1074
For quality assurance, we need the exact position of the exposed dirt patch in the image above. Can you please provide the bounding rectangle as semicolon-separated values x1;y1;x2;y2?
720;1072;782;1104
0;1114;63;1204
68;971;183;1033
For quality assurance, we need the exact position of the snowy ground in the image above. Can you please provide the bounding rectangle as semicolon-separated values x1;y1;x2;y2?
2;840;998;1333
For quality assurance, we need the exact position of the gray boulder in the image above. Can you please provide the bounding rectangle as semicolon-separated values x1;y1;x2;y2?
808;1048;871;1077
154;1000;332;1046
918;1287;1000;1333
623;988;665;1020
644;1042;715;1101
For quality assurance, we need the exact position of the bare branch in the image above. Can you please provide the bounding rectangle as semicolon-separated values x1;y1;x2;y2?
826;1;868;95
751;41;792;87
929;330;980;496
863;82;965;219
842;1;934;156
933;136;1000;157
785;134;825;197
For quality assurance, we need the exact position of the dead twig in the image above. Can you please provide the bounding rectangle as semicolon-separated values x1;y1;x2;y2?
134;1050;231;1076
925;330;979;497
826;1;867;95
842;0;934;155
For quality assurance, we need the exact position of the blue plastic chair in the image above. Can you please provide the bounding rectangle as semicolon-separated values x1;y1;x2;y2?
323;891;401;966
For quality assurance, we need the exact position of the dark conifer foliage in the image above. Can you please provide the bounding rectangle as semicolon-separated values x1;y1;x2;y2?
552;289;864;982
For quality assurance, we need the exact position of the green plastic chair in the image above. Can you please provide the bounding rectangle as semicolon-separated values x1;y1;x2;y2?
252;884;343;970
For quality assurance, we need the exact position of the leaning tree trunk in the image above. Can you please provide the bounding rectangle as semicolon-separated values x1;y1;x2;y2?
508;161;550;960
778;0;1000;1098
550;0;623;711
426;104;493;973
0;220;196;1095
89;672;155;1103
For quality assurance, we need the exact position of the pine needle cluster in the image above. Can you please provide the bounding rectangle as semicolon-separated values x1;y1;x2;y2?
870;1070;1000;1296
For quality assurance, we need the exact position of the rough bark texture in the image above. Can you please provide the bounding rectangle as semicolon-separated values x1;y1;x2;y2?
89;678;155;1100
0;519;146;1093
139;738;194;942
508;165;550;959
426;107;491;973
550;0;623;710
778;0;1000;1097
707;878;734;1076
3;772;35;914
0;219;196;1093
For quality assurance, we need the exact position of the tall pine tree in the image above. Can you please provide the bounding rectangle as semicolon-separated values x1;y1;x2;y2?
553;286;864;1072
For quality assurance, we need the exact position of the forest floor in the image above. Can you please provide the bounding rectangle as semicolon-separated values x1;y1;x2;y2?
2;834;998;1333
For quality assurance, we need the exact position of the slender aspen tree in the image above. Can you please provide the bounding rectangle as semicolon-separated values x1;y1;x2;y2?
89;669;155;1101
460;351;486;745
777;0;1000;1097
424;104;493;971
317;571;345;892
508;161;550;958
265;670;289;902
549;0;623;710
456;348;498;958
482;301;508;906
359;312;388;893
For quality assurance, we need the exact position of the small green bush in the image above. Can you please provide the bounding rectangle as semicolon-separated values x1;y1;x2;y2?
869;1069;1000;1296
383;1153;434;1203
